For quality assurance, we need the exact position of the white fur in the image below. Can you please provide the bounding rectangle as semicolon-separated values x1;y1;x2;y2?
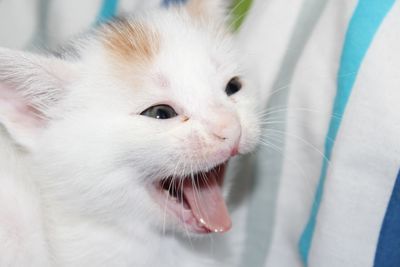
0;2;261;266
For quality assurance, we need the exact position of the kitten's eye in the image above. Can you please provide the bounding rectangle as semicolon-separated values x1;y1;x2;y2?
140;105;178;119
225;77;242;96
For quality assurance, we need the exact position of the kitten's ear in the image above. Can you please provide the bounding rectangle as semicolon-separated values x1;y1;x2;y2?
0;47;76;149
185;0;232;23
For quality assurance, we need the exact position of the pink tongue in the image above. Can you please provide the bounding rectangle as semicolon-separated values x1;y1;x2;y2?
182;170;232;233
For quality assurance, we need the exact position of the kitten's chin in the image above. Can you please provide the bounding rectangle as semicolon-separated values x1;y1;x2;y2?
148;162;231;235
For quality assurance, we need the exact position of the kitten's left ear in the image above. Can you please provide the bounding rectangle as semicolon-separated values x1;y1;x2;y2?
0;47;76;149
184;0;233;23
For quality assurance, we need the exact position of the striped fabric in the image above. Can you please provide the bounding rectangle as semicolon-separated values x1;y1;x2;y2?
1;1;400;266
374;170;400;267
299;0;396;264
162;0;185;7
239;0;400;266
96;0;119;23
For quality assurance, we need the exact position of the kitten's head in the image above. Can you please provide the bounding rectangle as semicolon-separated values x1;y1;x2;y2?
0;0;260;234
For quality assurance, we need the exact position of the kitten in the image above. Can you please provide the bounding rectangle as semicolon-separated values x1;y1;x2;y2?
0;0;261;266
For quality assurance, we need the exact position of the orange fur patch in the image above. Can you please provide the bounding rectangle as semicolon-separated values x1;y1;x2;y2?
101;19;160;64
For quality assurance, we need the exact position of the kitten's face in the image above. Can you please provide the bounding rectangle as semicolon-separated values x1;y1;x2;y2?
0;2;260;235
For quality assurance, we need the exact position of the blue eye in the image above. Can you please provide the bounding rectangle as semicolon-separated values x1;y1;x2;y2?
225;77;242;96
140;105;178;119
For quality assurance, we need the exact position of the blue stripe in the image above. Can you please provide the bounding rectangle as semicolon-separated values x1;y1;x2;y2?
96;0;119;24
162;0;186;7
96;0;183;24
298;0;396;265
374;170;400;267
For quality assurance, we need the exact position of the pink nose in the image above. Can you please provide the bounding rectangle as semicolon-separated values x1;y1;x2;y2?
209;112;241;145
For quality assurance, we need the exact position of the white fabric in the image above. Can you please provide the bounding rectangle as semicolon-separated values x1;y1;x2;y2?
47;0;160;47
0;0;161;49
263;1;355;266
0;0;39;49
239;0;400;266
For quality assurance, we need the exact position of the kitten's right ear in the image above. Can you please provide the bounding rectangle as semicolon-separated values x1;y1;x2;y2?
0;47;76;149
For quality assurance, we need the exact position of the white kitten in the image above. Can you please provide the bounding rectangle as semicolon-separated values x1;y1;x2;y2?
0;1;261;266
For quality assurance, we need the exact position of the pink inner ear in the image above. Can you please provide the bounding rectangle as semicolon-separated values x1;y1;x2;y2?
0;83;44;129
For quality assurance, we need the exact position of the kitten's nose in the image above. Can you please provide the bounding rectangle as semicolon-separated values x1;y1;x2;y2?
209;112;241;145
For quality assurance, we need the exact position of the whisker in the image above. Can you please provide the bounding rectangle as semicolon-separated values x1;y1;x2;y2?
258;138;315;197
257;107;342;120
162;156;182;236
261;129;330;164
260;122;335;144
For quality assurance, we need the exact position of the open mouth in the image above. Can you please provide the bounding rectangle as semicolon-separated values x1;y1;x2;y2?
150;162;231;234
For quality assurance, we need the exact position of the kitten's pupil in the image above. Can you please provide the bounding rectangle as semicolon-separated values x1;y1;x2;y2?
140;105;178;119
225;77;242;96
155;108;171;119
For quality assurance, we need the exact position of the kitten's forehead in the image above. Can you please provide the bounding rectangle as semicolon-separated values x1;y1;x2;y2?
101;18;160;65
99;10;234;74
94;10;237;112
